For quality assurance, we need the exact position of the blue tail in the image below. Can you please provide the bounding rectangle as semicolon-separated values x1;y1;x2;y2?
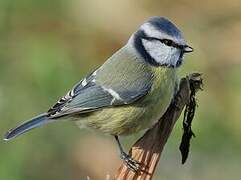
4;113;49;141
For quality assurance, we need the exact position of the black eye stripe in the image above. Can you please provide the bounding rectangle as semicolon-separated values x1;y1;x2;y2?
143;37;184;49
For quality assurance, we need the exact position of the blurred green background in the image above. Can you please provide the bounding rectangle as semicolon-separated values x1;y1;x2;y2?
0;0;241;179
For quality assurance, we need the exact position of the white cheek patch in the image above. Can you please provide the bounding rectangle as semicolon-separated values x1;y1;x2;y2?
142;39;180;67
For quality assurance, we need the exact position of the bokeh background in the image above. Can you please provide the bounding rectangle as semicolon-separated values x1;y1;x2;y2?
0;0;241;179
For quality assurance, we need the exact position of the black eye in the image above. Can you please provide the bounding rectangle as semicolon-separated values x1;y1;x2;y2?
162;39;173;46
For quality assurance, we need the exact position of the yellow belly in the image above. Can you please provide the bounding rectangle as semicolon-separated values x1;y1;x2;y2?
76;67;178;135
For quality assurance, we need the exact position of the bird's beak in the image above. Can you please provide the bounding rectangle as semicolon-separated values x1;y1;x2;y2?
183;45;193;53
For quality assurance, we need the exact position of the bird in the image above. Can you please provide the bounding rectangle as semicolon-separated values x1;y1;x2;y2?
4;16;193;171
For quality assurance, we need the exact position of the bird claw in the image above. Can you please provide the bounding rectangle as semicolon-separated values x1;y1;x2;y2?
121;152;141;172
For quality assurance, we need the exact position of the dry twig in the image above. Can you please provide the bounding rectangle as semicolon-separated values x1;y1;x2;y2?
115;73;203;180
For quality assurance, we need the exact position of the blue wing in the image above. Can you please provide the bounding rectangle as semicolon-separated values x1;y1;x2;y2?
47;47;153;119
47;71;151;118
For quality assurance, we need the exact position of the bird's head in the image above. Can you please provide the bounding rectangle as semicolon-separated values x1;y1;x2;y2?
129;16;193;68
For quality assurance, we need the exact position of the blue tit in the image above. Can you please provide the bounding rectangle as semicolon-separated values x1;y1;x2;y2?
4;16;193;171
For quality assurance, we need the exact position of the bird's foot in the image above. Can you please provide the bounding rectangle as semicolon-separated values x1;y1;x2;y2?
120;152;141;172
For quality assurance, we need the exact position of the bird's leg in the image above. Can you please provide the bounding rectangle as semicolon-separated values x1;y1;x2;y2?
114;135;140;172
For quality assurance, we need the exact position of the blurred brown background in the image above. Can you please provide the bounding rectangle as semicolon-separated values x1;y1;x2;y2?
0;0;241;179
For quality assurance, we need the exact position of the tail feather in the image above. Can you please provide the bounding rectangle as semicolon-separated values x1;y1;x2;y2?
4;113;49;141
